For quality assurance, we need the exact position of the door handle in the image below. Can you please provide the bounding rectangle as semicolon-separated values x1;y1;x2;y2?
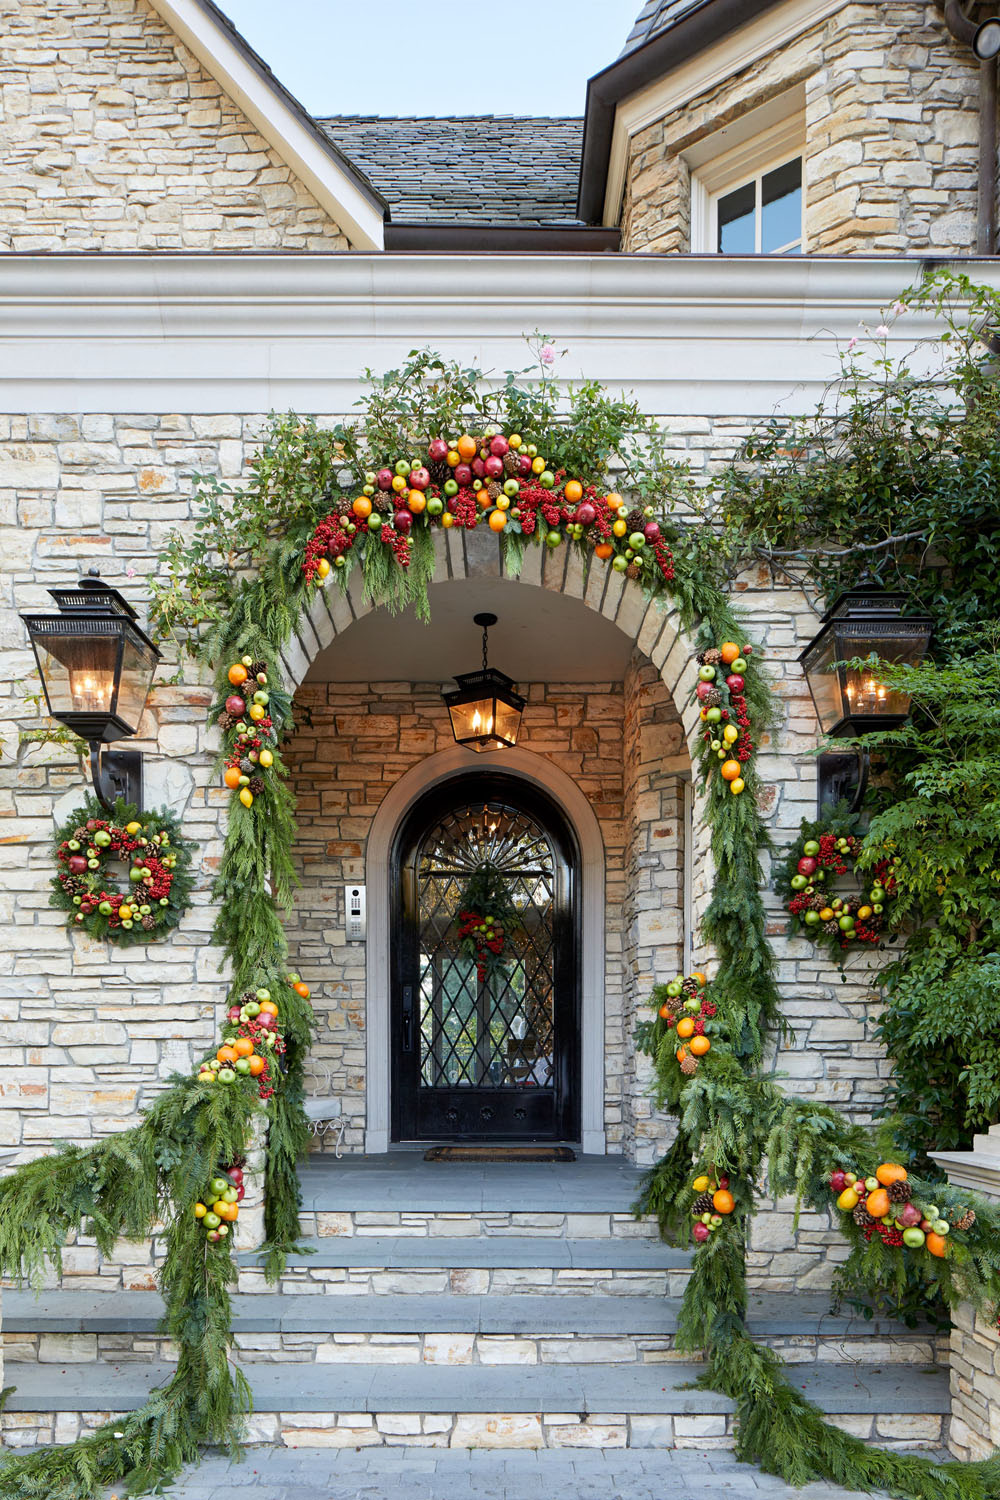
402;984;414;1053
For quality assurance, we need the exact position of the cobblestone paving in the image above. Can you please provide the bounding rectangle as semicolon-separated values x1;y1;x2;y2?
128;1447;898;1499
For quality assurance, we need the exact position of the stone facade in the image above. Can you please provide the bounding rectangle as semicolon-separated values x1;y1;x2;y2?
621;1;981;254
0;0;350;252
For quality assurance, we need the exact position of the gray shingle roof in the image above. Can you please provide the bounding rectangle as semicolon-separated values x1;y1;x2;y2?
620;0;709;56
318;116;584;225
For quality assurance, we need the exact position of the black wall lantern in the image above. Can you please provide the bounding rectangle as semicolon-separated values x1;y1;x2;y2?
21;567;160;811
799;587;932;814
443;613;525;753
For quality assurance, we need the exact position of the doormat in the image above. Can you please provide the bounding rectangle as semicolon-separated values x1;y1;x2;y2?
423;1146;577;1163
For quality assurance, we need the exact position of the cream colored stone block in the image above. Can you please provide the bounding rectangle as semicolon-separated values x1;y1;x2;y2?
477;1337;538;1365
423;1334;475;1365
451;1415;544;1448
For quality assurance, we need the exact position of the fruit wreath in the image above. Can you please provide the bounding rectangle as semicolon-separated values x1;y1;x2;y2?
776;810;898;956
302;431;676;587
50;795;195;945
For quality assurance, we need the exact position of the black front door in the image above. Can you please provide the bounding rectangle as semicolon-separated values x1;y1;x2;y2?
391;773;579;1143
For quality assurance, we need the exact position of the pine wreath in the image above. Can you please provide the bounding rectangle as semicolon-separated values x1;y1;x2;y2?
50;793;196;946
775;804;899;958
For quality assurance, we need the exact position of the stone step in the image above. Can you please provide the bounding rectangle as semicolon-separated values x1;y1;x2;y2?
2;1290;948;1368
0;1359;951;1452
238;1234;691;1297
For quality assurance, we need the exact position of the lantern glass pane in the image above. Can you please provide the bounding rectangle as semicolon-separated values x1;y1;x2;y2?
448;697;494;745
833;621;931;724
493;698;522;746
115;632;159;732
802;630;843;735
32;629;120;718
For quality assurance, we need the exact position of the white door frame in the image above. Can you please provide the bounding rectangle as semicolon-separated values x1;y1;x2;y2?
364;743;608;1155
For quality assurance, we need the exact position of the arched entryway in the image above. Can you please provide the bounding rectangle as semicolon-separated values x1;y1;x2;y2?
390;771;579;1145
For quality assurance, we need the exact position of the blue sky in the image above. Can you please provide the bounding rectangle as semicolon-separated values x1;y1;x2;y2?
217;0;639;116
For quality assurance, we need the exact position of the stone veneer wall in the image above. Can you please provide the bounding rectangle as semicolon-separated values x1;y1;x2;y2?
0;0;350;252
621;1;981;255
281;667;686;1161
0;408;900;1285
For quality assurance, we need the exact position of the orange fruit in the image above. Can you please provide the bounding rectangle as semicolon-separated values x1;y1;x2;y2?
489;509;507;531
446;449;461;467
676;1016;695;1039
442;513;455;529
216;1045;237;1065
407;489;426;513
477;489;492;509
720;642;740;665
866;1188;890;1220
293;981;310;999
227;663;247;686
926;1232;949;1258
605;492;623;511
248;1054;266;1076
194;1202;207;1218
352;495;372;519
691;972;708;987
712;1189;735;1215
595;542;613;560
233;1037;254;1058
676;1045;689;1064
721;759;741;782
457;435;478;461
219;1201;239;1222
689;1035;711;1057
563;479;583;503
259;1000;279;1017
658;1003;672;1020
224;767;241;789
875;1163;907;1187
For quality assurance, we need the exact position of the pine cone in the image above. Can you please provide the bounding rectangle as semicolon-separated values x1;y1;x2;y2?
486;481;501;501
503;451;519;477
701;648;723;666
702;687;722;708
371;490;392;516
239;758;255;775
853;1202;875;1228
240;989;256;1007
692;1191;715;1214
428;459;449;487
625;507;644;532
626;562;641;581
888;1180;911;1203
248;776;265;796
660;992;682;1014
249;660;268;680
823;920;842;937
679;1054;698;1076
141;913;157;931
217;711;233;731
954;1208;976;1231
682;977;699;998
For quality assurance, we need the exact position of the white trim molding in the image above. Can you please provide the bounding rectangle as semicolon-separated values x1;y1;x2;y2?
363;745;608;1156
0;252;984;418
603;0;844;226
145;0;385;251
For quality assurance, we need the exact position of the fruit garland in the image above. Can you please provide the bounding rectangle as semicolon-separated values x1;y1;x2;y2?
193;1160;246;1245
50;796;195;945
694;640;755;796
301;430;675;588
456;861;520;983
830;1161;975;1258
686;1168;736;1244
653;970;718;1077
776;811;899;956
216;655;285;808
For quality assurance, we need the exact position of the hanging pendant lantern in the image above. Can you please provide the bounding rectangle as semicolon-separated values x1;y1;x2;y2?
443;613;525;753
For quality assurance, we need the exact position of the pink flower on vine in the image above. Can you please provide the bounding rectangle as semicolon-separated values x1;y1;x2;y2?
875;324;890;338
540;344;556;365
126;566;136;578
847;337;859;352
892;300;906;316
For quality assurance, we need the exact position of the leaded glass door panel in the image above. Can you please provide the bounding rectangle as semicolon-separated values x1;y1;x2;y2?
391;774;579;1142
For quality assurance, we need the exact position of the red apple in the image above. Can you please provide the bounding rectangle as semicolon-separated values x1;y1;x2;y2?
427;439;449;463
643;521;660;541
829;1171;847;1192
393;510;413;534
68;855;88;875
692;1222;710;1243
517;455;532;476
471;458;486;479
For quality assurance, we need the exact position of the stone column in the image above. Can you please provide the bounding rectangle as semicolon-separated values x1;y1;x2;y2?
930;1124;1000;1459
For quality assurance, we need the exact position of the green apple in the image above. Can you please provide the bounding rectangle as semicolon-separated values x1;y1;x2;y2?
804;910;821;926
94;830;112;848
539;471;555;488
628;532;646;550
790;875;808;891
426;497;444;516
902;1227;925;1248
803;840;820;857
234;1058;251;1075
203;1212;221;1229
217;1067;236;1084
99;900;113;916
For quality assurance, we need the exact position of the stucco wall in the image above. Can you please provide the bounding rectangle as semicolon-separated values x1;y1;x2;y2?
621;1;981;255
0;0;349;252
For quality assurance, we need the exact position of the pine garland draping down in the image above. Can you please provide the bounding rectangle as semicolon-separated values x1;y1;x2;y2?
3;344;1000;1495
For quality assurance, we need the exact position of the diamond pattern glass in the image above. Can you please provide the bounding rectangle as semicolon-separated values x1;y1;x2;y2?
416;800;556;1091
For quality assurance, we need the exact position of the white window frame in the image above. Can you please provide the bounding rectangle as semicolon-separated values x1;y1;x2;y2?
689;111;806;255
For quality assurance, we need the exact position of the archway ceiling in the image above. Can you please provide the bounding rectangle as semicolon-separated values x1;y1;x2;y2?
306;578;634;684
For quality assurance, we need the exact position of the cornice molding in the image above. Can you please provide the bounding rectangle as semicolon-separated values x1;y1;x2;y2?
1;253;995;415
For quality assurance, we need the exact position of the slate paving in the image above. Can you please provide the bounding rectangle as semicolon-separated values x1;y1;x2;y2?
115;1446;900;1499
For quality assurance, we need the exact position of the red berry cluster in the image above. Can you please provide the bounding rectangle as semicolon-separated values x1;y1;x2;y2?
302;512;355;583
458;909;507;983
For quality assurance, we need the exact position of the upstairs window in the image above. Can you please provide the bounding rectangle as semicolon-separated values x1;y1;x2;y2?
686;97;805;255
715;156;803;254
